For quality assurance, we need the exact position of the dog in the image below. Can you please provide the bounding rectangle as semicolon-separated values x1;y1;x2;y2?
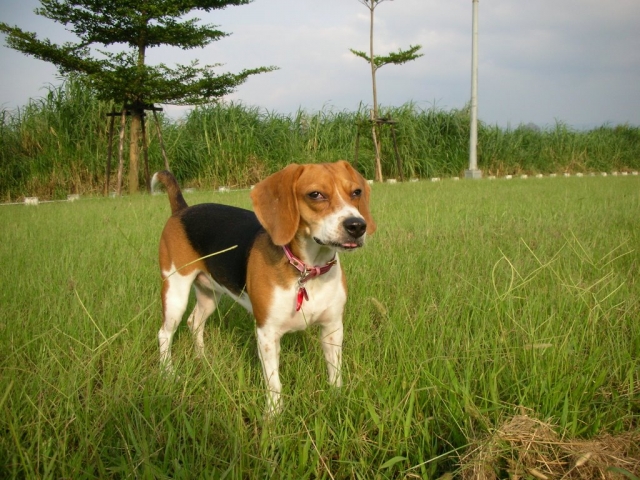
152;161;376;415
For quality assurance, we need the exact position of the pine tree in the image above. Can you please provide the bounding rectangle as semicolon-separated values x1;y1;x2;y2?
1;0;276;193
350;0;422;182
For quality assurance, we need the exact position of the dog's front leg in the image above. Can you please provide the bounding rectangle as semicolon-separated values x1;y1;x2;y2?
256;325;283;416
320;319;344;387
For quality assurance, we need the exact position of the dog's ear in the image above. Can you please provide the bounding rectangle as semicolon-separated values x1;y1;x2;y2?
251;164;304;246
337;160;377;235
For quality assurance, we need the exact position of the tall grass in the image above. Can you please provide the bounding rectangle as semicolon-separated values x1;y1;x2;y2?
0;77;115;200
1;76;639;201
0;177;638;478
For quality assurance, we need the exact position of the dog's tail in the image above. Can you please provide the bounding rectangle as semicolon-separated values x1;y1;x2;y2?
151;170;188;214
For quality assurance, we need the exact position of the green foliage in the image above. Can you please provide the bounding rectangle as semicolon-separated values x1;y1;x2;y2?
350;44;424;70
0;78;639;200
0;178;638;477
0;0;276;106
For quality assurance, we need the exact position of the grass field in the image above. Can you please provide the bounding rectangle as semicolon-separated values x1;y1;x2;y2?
1;176;638;478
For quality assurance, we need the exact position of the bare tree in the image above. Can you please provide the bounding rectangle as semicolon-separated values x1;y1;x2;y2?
351;0;422;181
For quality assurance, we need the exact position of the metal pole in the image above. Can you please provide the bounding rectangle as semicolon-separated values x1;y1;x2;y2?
465;0;482;179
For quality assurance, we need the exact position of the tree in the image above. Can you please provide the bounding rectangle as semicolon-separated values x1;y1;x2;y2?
0;0;276;193
350;0;422;182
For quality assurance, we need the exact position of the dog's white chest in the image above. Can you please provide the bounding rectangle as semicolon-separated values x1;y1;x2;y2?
266;273;347;334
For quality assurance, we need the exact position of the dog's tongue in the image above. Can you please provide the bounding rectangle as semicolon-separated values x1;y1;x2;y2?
342;242;359;249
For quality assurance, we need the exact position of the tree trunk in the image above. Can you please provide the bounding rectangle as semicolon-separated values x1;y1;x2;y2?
129;110;142;194
368;0;383;182
128;35;147;194
369;2;378;120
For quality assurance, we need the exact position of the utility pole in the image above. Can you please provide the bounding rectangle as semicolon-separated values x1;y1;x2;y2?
465;0;482;179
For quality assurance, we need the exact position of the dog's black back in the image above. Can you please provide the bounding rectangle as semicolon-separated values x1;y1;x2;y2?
179;203;264;295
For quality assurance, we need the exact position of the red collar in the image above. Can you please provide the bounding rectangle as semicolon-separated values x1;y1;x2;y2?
282;244;337;311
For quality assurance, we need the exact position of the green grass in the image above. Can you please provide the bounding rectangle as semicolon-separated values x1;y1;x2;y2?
0;176;638;478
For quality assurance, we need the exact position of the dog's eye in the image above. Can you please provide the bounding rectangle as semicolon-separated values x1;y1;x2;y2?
307;191;325;200
351;189;362;198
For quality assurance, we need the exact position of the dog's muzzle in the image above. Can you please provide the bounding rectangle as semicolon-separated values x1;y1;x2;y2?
313;216;367;250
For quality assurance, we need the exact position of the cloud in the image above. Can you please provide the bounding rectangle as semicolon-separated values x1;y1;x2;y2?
1;0;639;127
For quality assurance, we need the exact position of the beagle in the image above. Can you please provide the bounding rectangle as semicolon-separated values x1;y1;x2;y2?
152;161;375;414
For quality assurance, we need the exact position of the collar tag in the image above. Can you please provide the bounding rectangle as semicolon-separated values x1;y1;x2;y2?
283;244;336;311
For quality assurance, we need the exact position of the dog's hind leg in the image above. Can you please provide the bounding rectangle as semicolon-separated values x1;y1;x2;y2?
187;276;218;358
159;270;195;372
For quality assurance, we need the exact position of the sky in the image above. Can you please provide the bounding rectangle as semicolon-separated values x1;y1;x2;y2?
1;0;639;129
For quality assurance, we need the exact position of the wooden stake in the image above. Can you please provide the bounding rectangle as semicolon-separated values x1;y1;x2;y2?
371;124;383;182
140;112;150;192
390;123;404;182
116;107;126;196
153;109;170;171
354;124;361;168
105;106;116;196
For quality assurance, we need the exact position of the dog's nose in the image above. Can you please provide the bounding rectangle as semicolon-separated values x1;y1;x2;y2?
343;217;367;239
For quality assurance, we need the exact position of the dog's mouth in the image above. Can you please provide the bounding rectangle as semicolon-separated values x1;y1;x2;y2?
314;237;363;250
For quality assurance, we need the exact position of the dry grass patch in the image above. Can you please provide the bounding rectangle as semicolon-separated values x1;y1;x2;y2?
461;414;640;480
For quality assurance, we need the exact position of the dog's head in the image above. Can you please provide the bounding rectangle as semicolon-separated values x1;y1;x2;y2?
251;161;376;248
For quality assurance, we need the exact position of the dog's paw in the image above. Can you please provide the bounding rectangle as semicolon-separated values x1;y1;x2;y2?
263;395;283;421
